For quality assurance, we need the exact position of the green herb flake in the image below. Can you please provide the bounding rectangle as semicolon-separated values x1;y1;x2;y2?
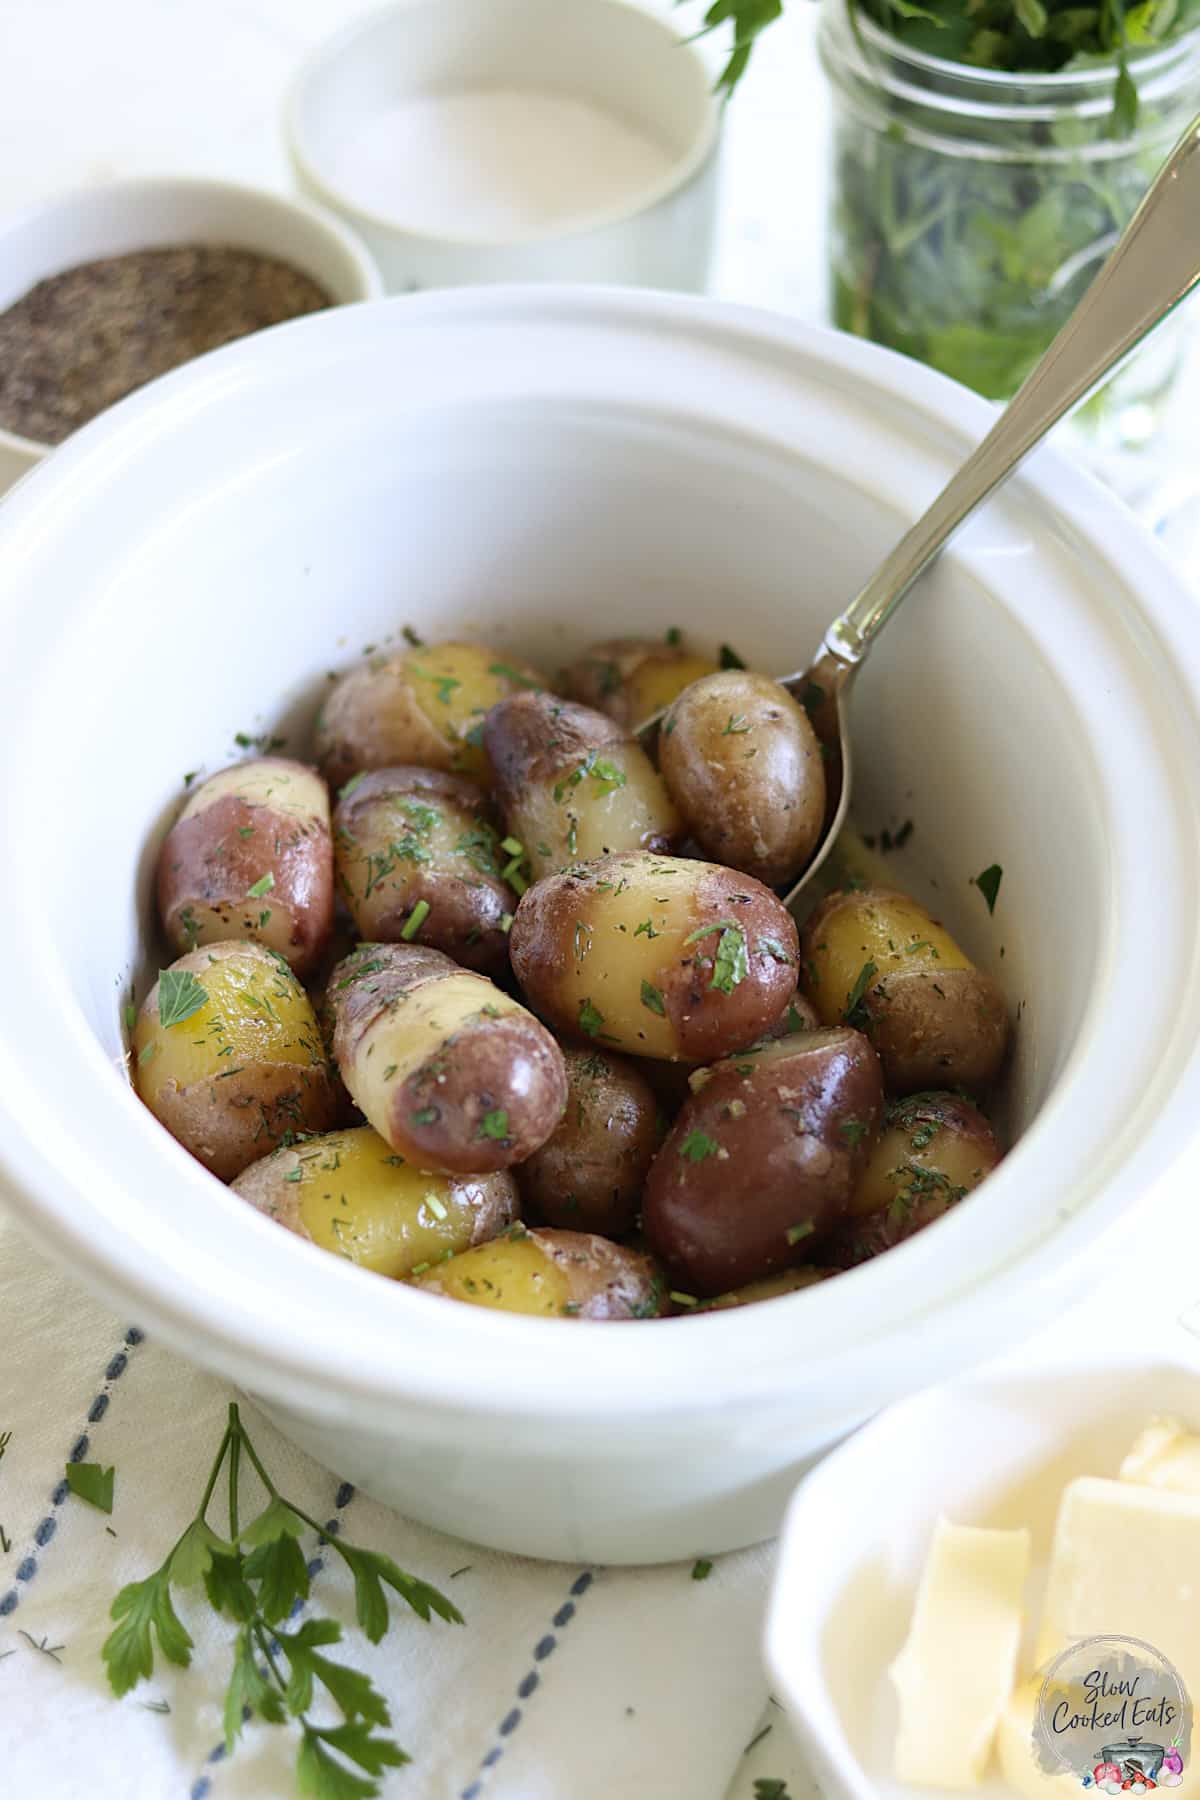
670;1291;700;1308
246;873;274;900
722;713;750;736
678;1129;720;1163
719;644;746;670
156;969;207;1030
665;626;682;646
411;1107;438;1126
843;960;878;1030
972;863;1004;913
578;999;605;1039
65;1460;115;1514
478;1109;510;1141
488;662;541;689
633;919;659;940
785;1221;815;1246
640;980;667;1016
839;1119;869;1148
691;1558;714;1581
400;899;430;941
710;925;749;995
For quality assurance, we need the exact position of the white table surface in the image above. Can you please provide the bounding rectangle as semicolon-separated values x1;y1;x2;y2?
3;3;1200;1796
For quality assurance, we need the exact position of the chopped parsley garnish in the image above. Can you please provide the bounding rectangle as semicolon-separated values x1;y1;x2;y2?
123;1002;137;1035
478;1110;510;1141
711;925;749;995
719;644;746;670
683;917;738;946
338;772;368;801
678;1129;720;1163
411;1107;438;1126
157;969;207;1030
382;1065;398;1081
640;980;666;1016
488;662;540;689
785;1220;815;1246
761;937;793;966
400;899;430;941
409;664;461;705
691;1558;713;1580
670;1291;700;1308
721;714;750;735
843;960;878;1030
246;873;275;900
552;750;628;804
665;626;682;646
633;919;659;939
838;1119;869;1148
66;1460;115;1513
578;999;605;1039
972;863;1003;913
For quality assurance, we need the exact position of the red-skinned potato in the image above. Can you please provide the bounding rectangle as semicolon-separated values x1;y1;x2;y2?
561;636;720;729
157;758;333;976
315;641;547;790
642;1028;884;1295
328;942;567;1174
659;670;826;886
333;767;515;975
509;851;799;1063
483;690;681;880
821;1090;1002;1267
516;1047;659;1237
132;941;337;1180
799;885;1009;1093
410;1224;666;1318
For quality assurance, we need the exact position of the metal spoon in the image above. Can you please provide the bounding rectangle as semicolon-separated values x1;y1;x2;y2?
640;113;1200;910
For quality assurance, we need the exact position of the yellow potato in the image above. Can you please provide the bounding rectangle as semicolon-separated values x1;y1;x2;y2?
484;690;680;880
133;941;336;1180
509;852;798;1062
696;1268;833;1311
231;1126;517;1277
799;885;1009;1092
410;1225;666;1318
315;640;547;789
562;636;720;729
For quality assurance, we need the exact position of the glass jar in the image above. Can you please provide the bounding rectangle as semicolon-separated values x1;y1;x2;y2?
818;2;1200;453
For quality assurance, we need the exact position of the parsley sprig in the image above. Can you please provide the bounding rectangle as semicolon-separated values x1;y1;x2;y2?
103;1405;461;1797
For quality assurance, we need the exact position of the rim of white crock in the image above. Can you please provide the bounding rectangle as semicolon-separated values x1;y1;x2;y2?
0;286;1198;1426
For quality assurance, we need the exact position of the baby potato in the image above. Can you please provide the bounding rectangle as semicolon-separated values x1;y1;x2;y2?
562;637;720;729
823;1090;1002;1267
133;941;336;1180
329;942;567;1174
410;1224;666;1318
516;1048;659;1237
333;767;515;975
484;690;681;880
659;671;826;887
315;640;547;790
232;1125;517;1277
696;1267;833;1311
642;1028;884;1295
157;758;333;976
799;885;1010;1093
509;851;799;1063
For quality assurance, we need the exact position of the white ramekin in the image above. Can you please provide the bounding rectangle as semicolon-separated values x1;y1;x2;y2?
1;288;1199;1564
0;176;383;496
285;0;722;292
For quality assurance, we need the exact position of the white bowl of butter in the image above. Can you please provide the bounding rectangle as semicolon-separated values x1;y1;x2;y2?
284;0;722;293
765;1354;1200;1798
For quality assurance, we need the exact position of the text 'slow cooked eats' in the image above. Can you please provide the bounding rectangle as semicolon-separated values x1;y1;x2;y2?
130;630;1012;1318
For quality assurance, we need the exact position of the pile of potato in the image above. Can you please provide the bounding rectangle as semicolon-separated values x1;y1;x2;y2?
132;633;1009;1319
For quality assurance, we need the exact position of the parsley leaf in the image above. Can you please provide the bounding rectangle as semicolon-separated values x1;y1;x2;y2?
678;1129;720;1162
478;1109;510;1140
691;1558;714;1580
710;925;749;995
843;961;878;1030
719;643;747;669
103;1568;193;1696
247;872;275;900
972;863;1004;913
156;968;207;1029
640;980;666;1016
65;1460;115;1513
578;999;605;1038
338;1544;463;1643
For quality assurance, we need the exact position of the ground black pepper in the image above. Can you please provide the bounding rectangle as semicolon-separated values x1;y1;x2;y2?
0;244;333;444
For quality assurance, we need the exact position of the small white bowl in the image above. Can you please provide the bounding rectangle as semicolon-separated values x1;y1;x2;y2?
0;176;383;496
285;0;722;292
764;1348;1200;1799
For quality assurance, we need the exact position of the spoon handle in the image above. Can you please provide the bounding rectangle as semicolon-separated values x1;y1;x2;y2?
822;113;1200;668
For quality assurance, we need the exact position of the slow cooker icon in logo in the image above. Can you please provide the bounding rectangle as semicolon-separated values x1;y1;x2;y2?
1033;1634;1191;1791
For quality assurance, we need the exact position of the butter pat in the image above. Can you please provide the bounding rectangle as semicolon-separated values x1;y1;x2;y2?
890;1517;1030;1788
1120;1415;1200;1494
996;1681;1091;1799
1037;1476;1200;1697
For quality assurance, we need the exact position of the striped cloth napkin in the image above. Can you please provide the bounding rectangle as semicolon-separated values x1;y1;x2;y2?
1;1202;817;1800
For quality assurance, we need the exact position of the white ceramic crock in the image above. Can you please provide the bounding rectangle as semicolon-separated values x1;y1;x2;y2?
285;0;721;292
1;288;1200;1565
0;176;383;496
